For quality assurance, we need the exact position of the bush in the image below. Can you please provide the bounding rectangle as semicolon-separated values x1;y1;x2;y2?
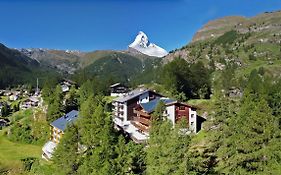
8;113;49;145
21;157;39;172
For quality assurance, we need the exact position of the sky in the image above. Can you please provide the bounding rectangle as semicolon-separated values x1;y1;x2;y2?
1;0;281;52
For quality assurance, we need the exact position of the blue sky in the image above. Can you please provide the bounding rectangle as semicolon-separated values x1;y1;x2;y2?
1;0;281;51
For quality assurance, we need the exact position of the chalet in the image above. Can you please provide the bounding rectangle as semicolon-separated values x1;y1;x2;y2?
42;110;79;160
20;96;40;110
112;88;162;129
110;83;129;97
131;97;197;143
61;84;70;93
9;94;19;101
4;91;12;96
60;79;76;93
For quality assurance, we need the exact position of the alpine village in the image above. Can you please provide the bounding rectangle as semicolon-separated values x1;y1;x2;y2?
1;3;281;175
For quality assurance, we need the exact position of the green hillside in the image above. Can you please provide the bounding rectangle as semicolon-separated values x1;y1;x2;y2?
75;51;161;84
0;44;60;88
165;11;281;88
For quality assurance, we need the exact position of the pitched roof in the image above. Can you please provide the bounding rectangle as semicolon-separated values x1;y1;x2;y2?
140;97;176;113
114;88;150;103
50;110;79;131
110;83;121;88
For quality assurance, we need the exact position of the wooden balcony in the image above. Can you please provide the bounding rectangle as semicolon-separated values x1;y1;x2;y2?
133;109;150;118
133;116;151;126
132;121;149;133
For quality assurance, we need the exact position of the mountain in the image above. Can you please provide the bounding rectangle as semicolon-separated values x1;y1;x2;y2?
164;10;281;86
17;48;84;74
74;50;161;84
129;31;168;57
0;43;58;88
191;11;281;43
16;32;163;77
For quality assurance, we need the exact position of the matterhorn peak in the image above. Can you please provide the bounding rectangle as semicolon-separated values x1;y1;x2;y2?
128;31;168;57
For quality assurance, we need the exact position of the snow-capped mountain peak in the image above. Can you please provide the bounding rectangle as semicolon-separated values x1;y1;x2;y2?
129;31;168;57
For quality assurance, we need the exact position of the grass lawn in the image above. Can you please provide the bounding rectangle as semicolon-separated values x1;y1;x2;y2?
0;131;42;173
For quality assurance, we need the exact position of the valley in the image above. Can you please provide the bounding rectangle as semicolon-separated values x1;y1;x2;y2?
1;7;281;175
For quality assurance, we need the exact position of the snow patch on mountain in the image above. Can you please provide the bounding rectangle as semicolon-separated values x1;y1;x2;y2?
128;31;168;57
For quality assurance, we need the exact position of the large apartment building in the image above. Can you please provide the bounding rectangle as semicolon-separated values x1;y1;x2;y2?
112;88;162;128
112;88;198;143
132;97;197;142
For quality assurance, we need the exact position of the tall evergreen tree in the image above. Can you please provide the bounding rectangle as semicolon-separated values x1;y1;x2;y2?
46;85;64;122
78;104;116;174
53;124;80;175
146;101;191;175
216;85;281;174
65;86;79;113
1;102;10;117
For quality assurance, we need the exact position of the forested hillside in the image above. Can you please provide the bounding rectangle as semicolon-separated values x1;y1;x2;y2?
74;51;161;84
0;44;59;88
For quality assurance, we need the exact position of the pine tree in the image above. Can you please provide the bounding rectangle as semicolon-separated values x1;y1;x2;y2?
46;85;64;122
1;102;10;117
77;104;116;174
217;89;281;174
65;86;78;113
146;101;191;175
187;97;238;175
52;124;80;174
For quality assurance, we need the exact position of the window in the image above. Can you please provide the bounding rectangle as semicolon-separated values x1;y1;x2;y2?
179;106;185;110
191;114;194;118
191;122;194;126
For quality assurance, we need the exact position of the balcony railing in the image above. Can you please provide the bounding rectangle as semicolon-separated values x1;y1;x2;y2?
132;121;149;133
133;109;150;118
133;116;151;126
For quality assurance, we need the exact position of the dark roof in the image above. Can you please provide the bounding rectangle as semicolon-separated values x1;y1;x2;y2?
140;98;176;113
50;110;79;131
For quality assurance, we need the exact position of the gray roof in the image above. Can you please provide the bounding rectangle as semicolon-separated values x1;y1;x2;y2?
140;97;176;113
114;88;150;103
50;110;79;131
110;83;121;88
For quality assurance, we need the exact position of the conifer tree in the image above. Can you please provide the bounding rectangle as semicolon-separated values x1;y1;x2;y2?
46;85;64;122
52;124;80;174
65;86;78;113
146;101;191;175
216;82;281;174
78;104;116;174
1;102;10;117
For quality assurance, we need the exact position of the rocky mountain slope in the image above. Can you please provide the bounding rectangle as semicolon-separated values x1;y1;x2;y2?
165;11;281;71
17;48;84;74
163;10;281;96
191;10;281;43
